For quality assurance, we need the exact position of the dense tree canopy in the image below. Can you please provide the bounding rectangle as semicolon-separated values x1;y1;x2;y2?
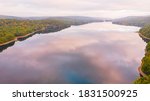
0;17;100;44
137;24;150;83
134;42;150;84
141;42;150;75
0;19;71;44
139;25;150;38
134;76;150;84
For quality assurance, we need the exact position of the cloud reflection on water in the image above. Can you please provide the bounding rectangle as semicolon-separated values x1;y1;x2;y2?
0;22;146;83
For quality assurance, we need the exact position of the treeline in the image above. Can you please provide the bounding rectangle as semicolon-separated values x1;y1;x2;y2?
139;25;150;38
142;42;150;75
134;42;150;84
0;17;102;45
139;23;150;84
134;25;150;84
112;16;150;27
112;16;150;84
139;25;150;84
0;19;71;44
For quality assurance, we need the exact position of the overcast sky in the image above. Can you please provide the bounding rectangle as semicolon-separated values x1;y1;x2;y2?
0;0;150;18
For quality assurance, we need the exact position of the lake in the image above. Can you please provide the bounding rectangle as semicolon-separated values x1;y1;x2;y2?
0;22;146;84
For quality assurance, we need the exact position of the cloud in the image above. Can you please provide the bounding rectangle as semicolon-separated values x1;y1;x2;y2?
0;0;150;18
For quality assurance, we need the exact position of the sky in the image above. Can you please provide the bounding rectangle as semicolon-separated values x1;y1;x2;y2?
0;0;150;18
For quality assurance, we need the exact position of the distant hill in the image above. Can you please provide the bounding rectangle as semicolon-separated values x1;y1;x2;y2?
113;16;150;27
0;15;106;25
25;16;107;25
0;15;23;20
23;16;108;21
45;16;105;25
0;15;105;21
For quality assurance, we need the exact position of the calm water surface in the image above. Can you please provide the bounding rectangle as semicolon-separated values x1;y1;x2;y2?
0;22;146;83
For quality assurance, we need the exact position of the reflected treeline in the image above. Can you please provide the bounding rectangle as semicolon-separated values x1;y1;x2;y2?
0;26;70;53
141;38;150;43
0;41;15;52
39;25;70;34
139;34;150;43
18;33;36;41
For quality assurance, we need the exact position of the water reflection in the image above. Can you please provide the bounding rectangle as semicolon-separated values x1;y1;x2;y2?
0;22;146;84
0;41;15;52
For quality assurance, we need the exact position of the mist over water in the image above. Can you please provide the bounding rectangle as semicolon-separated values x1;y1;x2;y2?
0;22;146;84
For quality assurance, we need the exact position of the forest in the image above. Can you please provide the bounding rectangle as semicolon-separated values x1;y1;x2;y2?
139;25;150;38
0;19;72;44
134;27;150;84
134;42;150;84
0;17;101;45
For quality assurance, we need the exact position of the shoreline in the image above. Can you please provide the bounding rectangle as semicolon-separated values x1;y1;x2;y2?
0;23;149;81
138;32;150;80
0;31;37;47
139;32;150;41
0;25;72;48
0;39;17;47
138;65;149;79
